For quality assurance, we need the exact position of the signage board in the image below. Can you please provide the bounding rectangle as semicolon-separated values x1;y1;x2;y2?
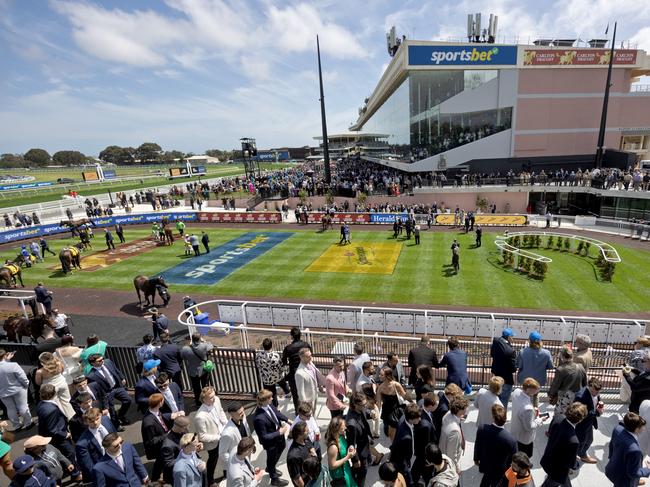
82;171;99;182
435;214;527;226
0;182;54;191
409;45;518;66
169;167;189;177
190;165;206;175
0;212;198;244
523;49;637;66
197;212;282;224
307;213;370;224
103;170;117;179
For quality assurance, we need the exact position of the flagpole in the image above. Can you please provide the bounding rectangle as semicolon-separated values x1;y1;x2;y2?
317;35;332;185
595;21;617;168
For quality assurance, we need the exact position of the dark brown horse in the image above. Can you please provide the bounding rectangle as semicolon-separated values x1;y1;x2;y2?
59;218;96;228
59;244;83;274
134;275;168;309
3;314;54;343
0;263;25;288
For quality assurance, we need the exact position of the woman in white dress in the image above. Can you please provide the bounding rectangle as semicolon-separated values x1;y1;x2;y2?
54;336;83;386
34;352;76;419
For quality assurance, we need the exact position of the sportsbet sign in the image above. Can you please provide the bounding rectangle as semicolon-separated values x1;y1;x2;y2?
409;45;517;66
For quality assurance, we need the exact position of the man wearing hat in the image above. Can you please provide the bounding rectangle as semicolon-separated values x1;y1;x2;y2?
9;455;56;487
24;435;78;484
135;359;161;414
490;328;518;409
34;282;53;315
517;331;554;389
75;407;117;482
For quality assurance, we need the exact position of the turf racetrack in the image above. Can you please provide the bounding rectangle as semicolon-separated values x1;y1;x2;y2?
3;227;649;313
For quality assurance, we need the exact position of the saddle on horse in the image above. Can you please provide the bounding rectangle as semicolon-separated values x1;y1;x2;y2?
4;263;20;276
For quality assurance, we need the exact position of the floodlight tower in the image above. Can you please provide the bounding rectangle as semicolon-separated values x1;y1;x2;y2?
240;137;259;180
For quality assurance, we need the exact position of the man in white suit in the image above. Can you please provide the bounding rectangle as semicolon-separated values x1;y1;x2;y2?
194;386;229;487
227;437;265;487
219;404;251;468
439;396;469;475
294;348;325;413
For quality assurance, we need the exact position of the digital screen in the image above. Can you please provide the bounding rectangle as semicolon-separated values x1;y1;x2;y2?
82;172;99;181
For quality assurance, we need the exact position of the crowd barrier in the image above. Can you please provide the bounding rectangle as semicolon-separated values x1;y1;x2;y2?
0;342;262;399
198;211;281;224
0;211;198;244
202;299;645;345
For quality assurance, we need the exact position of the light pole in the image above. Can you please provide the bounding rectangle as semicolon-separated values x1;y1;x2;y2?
595;22;617;168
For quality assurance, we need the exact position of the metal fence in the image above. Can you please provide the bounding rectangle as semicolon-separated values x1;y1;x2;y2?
0;343;262;399
190;299;646;345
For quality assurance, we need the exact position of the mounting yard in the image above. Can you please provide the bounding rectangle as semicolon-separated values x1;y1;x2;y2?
3;227;649;314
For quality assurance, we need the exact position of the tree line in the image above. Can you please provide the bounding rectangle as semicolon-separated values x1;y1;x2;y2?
0;143;234;168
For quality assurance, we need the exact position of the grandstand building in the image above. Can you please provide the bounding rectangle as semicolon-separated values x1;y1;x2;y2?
350;40;650;172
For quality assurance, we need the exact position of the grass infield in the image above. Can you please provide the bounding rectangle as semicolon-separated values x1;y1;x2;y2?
3;227;649;313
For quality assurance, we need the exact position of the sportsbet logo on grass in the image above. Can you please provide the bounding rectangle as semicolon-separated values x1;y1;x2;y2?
161;232;293;286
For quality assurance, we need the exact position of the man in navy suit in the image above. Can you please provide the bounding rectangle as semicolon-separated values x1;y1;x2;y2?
36;384;80;477
71;375;108;415
141;393;178;483
439;337;470;392
154;331;184;385
252;389;290;486
389;403;421;487
575;377;603;464
414;394;438;486
540;402;587;486
155;372;185;415
606;412;650;486
134;359;160;414
75;407;117;482
87;354;132;426
474;404;517;487
93;433;149;486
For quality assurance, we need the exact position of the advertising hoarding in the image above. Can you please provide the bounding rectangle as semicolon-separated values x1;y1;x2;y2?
197;212;282;223
408;45;517;66
523;49;637;66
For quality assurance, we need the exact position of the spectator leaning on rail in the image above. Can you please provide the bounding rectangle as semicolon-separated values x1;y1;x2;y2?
490;328;517;409
516;331;554;406
256;338;290;407
439;337;470;393
574;334;593;372
346;342;371;392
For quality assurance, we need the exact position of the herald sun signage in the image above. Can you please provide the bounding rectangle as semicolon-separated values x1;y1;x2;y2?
409;45;517;66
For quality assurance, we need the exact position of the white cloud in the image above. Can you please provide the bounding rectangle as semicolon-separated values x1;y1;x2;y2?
267;3;366;59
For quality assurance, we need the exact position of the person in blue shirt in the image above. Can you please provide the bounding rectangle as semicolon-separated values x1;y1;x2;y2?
517;331;554;387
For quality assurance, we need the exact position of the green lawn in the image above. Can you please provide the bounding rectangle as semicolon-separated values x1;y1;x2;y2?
0;163;290;207
4;228;649;313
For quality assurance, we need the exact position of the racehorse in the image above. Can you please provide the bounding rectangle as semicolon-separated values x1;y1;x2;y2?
60;218;96;237
162;226;174;245
59;244;83;274
3;313;54;343
134;275;168;309
59;217;96;229
0;262;25;288
79;228;93;250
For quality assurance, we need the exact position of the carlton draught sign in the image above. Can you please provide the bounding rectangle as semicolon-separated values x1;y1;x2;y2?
409;45;517;66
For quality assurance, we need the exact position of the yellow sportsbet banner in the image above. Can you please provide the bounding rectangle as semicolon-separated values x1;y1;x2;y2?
306;242;403;275
435;214;527;226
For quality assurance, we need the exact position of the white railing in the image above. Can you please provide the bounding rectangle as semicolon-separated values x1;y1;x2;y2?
496;231;622;263
0;290;46;318
178;299;646;345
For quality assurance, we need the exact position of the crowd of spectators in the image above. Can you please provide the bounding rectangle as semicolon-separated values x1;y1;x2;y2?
4;321;650;486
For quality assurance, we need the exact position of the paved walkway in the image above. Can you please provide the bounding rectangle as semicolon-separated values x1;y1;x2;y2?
4;394;623;486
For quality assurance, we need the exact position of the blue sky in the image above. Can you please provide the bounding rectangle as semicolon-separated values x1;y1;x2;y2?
1;0;649;156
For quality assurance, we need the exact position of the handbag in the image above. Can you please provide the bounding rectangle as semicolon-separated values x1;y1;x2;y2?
190;345;214;375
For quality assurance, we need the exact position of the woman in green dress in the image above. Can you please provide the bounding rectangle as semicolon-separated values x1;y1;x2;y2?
326;416;357;487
